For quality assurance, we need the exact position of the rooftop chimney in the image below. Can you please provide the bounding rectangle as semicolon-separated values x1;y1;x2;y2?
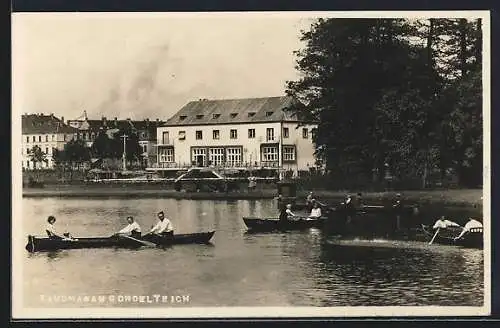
114;117;118;127
61;116;64;124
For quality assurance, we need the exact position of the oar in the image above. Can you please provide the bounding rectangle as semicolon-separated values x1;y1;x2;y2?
122;235;156;247
428;228;440;245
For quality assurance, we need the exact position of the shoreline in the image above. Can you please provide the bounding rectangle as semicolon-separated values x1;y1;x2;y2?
22;185;483;209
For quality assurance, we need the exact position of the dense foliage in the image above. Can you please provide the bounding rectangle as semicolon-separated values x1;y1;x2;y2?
286;18;482;188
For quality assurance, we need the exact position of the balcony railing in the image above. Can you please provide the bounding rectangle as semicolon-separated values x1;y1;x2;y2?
149;161;281;170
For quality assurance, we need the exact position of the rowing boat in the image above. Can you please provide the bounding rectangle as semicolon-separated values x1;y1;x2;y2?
25;231;215;252
243;216;328;232
420;224;483;248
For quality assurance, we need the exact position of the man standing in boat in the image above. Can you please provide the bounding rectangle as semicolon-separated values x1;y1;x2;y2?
116;216;142;239
147;211;174;242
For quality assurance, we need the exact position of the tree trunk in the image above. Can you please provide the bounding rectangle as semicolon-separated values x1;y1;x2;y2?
459;18;468;78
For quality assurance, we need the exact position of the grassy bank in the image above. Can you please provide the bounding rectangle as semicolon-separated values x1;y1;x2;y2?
22;185;483;209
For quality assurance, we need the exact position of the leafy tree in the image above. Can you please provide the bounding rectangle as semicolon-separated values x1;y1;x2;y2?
28;145;47;170
286;17;482;189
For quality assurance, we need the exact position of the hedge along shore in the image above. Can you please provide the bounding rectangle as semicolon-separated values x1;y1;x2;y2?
22;185;483;209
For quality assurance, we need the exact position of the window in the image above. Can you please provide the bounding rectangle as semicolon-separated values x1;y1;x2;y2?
311;128;317;139
213;130;220;140
26;136;29;143
142;145;148;153
212;113;220;119
45;147;49;154
248;129;255;138
230;129;237;139
283;127;289;138
45;135;48;142
32;136;35;142
266;111;273;117
262;146;278;162
302;128;309;139
52;135;55;141
283;146;296;161
266;128;274;141
162;131;169;144
63;135;67;141
179;115;187;121
196;114;204;119
38;136;42;142
226;148;242;166
209;148;225;166
248;112;256;118
230;113;238;118
159;147;174;163
195;130;203;140
191;148;207;166
178;131;186;140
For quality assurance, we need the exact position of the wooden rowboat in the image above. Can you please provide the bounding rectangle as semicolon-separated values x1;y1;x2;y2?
420;224;483;249
243;216;328;232
25;231;216;253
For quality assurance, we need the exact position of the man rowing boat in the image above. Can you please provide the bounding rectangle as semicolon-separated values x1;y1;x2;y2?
454;218;483;241
45;216;75;240
146;211;174;242
116;216;142;239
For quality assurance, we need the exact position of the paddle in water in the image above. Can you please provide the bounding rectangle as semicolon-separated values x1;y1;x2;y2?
428;228;440;245
122;235;156;247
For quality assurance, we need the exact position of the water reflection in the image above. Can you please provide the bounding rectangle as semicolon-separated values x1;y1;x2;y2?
22;197;483;307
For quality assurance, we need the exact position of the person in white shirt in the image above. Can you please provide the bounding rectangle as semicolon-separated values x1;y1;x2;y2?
285;204;296;219
116;216;142;238
46;216;64;239
149;211;174;239
45;216;74;240
454;218;483;241
309;203;322;218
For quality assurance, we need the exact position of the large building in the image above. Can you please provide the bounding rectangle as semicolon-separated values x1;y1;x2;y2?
153;96;318;177
22;114;79;169
68;112;164;167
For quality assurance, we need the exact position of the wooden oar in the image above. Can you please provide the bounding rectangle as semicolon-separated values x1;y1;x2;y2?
428;228;440;245
122;235;156;247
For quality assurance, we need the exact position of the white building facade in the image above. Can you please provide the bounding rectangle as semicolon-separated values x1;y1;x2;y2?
155;96;318;176
22;114;78;169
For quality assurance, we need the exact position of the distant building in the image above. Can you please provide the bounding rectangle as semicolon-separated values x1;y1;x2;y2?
22;114;78;170
153;96;318;177
67;112;164;168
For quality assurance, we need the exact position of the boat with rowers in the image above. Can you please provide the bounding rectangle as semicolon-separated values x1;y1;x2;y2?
419;217;483;249
25;231;216;253
243;216;328;232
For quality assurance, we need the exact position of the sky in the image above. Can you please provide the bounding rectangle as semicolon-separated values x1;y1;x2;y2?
12;13;315;121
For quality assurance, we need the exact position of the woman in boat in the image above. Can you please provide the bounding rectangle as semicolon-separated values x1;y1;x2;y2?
147;211;174;242
116;216;142;239
46;216;73;240
309;202;322;219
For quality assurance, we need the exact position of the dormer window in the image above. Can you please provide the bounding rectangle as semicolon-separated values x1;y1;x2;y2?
179;115;187;121
266;111;273;117
230;113;238;118
196;114;204;119
248;112;256;117
212;113;220;119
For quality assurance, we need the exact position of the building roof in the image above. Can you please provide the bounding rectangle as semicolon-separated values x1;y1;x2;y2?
164;96;304;126
22;114;79;134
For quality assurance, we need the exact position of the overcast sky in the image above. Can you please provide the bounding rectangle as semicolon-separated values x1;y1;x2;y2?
12;13;315;121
